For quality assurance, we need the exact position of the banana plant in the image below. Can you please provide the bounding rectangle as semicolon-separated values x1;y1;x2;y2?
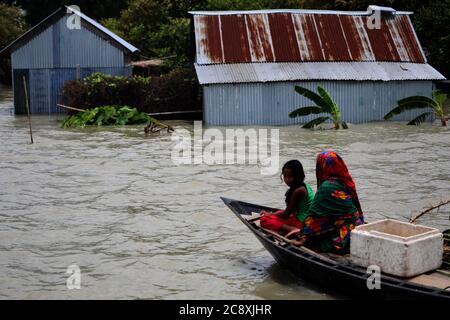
288;85;348;129
384;90;448;126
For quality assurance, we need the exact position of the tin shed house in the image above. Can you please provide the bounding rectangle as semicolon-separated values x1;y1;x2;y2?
190;6;446;125
0;6;138;114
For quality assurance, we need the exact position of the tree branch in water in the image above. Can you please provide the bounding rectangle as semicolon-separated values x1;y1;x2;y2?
410;198;450;224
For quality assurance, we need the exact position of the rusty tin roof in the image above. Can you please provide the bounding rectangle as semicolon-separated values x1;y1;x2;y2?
190;9;426;65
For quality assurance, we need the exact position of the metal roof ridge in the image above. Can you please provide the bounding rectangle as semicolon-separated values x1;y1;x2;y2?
188;9;413;16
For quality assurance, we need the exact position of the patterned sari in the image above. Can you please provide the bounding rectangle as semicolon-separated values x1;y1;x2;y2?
301;151;364;254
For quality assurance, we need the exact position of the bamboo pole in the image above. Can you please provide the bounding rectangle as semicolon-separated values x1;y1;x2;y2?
410;198;450;224
260;227;294;244
147;110;202;116
56;104;85;112
22;76;33;144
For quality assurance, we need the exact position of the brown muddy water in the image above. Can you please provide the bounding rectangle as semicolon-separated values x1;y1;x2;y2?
0;84;449;299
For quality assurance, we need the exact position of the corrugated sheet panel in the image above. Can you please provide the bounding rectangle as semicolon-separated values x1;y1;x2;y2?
203;81;434;125
30;69;51;113
56;17;125;68
66;6;139;53
12;26;54;69
192;11;426;64
195;62;445;84
12;16;126;69
14;67;131;114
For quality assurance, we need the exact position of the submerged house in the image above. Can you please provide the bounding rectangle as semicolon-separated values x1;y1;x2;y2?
0;6;138;114
190;6;446;125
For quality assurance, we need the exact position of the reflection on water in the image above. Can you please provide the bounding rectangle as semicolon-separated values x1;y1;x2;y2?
0;86;449;299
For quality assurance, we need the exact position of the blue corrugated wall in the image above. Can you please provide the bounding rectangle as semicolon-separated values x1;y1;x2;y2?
203;81;435;125
13;67;132;114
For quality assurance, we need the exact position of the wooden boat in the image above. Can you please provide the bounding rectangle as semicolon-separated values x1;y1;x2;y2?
221;197;450;300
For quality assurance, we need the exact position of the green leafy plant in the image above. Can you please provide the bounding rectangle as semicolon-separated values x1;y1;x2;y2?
0;2;27;84
60;105;150;128
384;90;448;126
60;69;200;114
289;85;348;129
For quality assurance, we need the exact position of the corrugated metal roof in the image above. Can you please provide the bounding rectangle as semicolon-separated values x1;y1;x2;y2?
191;10;426;64
195;62;446;84
0;7;138;55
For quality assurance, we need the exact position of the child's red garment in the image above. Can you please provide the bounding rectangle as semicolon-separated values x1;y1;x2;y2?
260;210;303;232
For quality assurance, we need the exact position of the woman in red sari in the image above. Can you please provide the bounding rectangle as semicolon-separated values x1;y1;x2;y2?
287;151;364;254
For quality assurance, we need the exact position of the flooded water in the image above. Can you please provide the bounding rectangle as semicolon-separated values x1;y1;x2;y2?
0;84;449;299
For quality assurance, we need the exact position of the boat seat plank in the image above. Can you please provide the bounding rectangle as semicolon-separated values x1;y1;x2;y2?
321;253;353;264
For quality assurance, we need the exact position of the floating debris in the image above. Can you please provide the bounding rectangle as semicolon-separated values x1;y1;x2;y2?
144;118;174;134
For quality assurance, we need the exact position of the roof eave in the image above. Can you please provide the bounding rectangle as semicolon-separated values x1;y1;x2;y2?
194;62;446;85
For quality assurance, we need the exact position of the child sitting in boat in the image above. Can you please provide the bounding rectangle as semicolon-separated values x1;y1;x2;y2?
259;160;315;236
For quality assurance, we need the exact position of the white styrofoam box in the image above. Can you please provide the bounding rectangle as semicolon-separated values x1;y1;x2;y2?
350;219;443;278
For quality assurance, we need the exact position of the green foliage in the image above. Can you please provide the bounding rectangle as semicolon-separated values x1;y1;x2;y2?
60;70;200;114
1;0;129;26
101;0;190;68
0;3;27;46
289;85;347;129
0;2;27;84
302;116;332;129
294;86;329;110
206;0;308;10
407;112;434;126
384;90;448;126
289;106;323;117
60;105;150;128
151;17;191;69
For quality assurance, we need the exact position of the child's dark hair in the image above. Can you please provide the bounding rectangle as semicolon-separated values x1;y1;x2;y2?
281;160;306;205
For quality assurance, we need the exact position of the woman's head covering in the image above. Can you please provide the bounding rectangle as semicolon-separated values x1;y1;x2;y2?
316;150;363;214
